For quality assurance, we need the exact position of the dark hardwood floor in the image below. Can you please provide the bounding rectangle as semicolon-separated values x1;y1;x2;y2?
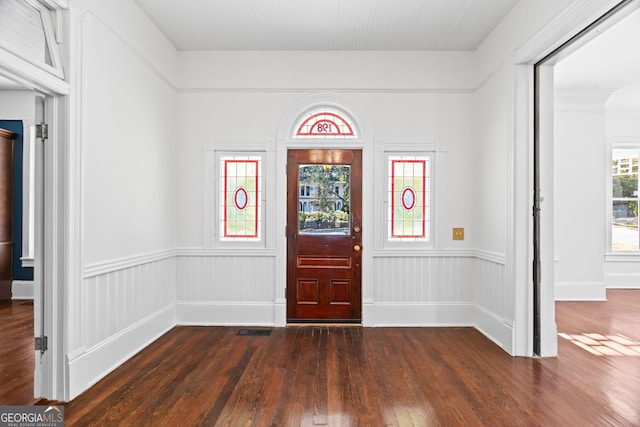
0;300;36;405
2;291;639;425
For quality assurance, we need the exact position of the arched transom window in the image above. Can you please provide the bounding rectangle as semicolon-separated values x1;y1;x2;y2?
294;108;358;139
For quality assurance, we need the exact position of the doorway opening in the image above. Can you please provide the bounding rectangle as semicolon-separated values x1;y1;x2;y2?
533;0;639;355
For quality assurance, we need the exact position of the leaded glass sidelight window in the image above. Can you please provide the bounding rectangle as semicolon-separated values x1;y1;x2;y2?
388;156;430;241
220;156;262;241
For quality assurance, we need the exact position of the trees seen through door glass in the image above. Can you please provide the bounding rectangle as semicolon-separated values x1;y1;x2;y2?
298;164;350;235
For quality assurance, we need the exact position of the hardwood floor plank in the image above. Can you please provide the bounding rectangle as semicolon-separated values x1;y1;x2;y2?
0;300;35;405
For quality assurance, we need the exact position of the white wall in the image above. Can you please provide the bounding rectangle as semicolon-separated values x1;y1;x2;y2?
553;90;609;300
0;90;35;300
605;88;640;289
175;51;504;334
81;4;178;264
177;51;474;91
67;0;179;399
0;90;34;120
472;68;509;256
471;64;514;331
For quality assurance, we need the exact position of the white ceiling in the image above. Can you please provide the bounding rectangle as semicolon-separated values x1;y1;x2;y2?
134;0;519;51
555;7;640;91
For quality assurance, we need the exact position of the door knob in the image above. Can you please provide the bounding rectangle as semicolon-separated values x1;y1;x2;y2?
353;244;361;252
354;226;361;233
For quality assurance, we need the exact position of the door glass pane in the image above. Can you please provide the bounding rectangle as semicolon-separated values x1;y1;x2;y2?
298;164;350;235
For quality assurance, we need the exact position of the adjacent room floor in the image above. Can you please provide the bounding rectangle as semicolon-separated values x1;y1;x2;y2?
0;300;37;405
2;291;639;425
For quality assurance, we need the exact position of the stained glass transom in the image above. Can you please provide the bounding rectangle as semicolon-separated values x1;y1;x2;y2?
388;156;430;240
294;109;357;138
220;156;262;240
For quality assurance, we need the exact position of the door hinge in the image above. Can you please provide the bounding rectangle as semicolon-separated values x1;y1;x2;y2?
36;123;48;140
35;336;48;353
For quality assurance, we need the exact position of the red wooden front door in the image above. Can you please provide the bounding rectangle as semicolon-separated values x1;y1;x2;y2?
287;149;362;322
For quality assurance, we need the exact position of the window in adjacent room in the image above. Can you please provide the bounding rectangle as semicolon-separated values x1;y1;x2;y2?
612;148;639;250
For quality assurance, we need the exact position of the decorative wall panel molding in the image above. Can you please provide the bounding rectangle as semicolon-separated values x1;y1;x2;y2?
83;248;177;278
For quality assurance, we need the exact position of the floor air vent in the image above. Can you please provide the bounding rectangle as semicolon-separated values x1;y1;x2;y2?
236;329;272;336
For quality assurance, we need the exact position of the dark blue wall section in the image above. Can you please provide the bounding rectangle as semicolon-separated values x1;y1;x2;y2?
0;120;34;281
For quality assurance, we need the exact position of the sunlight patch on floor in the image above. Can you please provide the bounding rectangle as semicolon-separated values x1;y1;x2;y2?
559;333;640;356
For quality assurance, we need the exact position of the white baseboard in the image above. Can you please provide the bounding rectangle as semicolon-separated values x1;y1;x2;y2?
474;304;513;354
67;303;176;400
176;301;276;326
555;282;606;301
364;302;474;327
274;299;286;327
605;273;640;289
11;280;34;300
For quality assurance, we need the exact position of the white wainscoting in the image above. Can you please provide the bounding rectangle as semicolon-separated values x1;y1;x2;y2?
176;250;277;325
173;249;512;350
67;251;177;400
369;252;474;327
371;252;474;304
472;253;512;353
369;250;512;351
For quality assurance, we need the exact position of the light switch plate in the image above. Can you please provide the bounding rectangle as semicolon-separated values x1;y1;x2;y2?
453;228;464;240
